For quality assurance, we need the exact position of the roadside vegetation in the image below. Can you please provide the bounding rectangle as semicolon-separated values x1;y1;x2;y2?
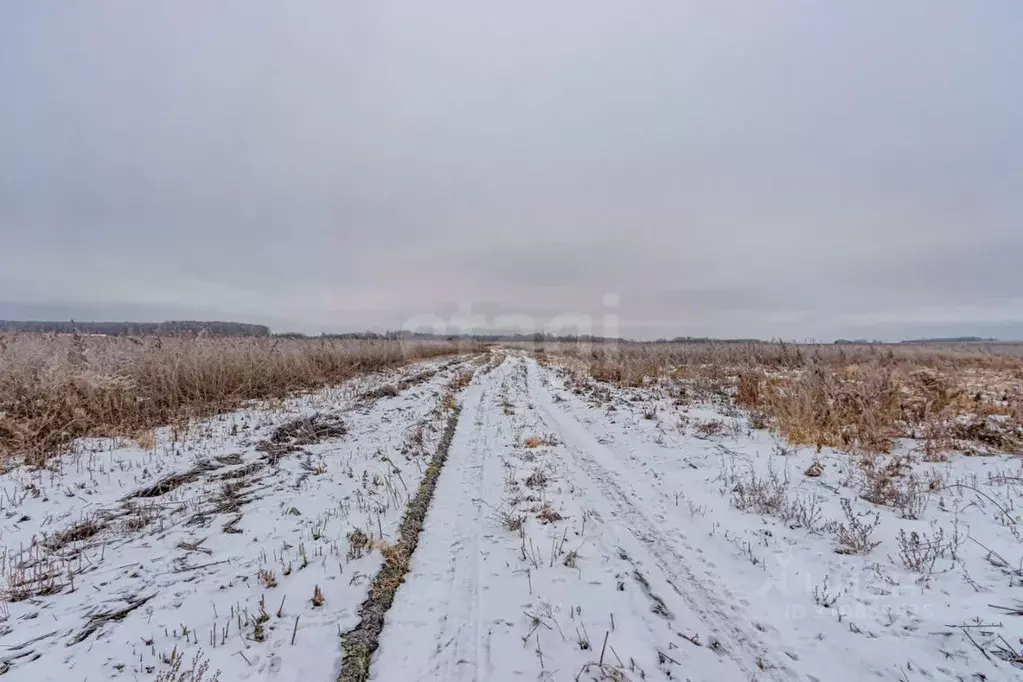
0;332;476;465
542;341;1023;456
530;342;1023;671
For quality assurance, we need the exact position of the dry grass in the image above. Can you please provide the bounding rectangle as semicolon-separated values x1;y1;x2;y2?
548;341;1023;454
0;333;474;465
448;369;474;390
524;435;544;448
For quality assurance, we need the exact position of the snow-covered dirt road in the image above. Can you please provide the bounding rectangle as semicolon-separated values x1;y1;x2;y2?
3;351;1020;681
377;354;798;681
375;353;1023;682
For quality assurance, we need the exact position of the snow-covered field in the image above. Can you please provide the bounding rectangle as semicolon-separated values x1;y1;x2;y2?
2;351;1021;681
0;356;470;680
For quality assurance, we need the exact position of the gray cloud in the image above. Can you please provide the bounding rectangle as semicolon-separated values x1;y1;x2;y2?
2;1;1021;339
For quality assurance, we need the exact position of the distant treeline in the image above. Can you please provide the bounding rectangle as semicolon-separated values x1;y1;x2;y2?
898;337;997;344
833;338;886;345
0;320;271;337
296;332;1002;346
3;321;996;345
275;330;761;344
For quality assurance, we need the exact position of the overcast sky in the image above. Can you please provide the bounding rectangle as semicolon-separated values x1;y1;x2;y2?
1;2;1021;340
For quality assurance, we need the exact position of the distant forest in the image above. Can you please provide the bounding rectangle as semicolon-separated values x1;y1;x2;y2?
285;331;761;344
898;336;997;344
0;320;271;337
0;321;999;345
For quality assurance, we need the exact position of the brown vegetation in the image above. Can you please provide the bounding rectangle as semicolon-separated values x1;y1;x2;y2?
0;332;474;465
548;341;1023;454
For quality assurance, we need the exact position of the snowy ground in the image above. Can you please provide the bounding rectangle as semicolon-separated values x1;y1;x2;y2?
3;351;1021;681
0;355;473;681
377;353;1023;681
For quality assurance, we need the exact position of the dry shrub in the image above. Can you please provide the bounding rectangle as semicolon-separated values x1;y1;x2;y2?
154;648;221;682
731;469;789;516
950;416;1022;453
918;419;955;461
500;511;526;532
766;365;902;452
735;370;763;407
902;370;966;422
0;334;472;465
747;411;770;430
835;498;882;555
844;451;933;519
895;527;957;574
727;466;828;533
588;347;652;387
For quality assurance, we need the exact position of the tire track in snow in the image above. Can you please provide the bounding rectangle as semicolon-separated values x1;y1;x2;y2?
524;358;801;681
371;357;513;682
